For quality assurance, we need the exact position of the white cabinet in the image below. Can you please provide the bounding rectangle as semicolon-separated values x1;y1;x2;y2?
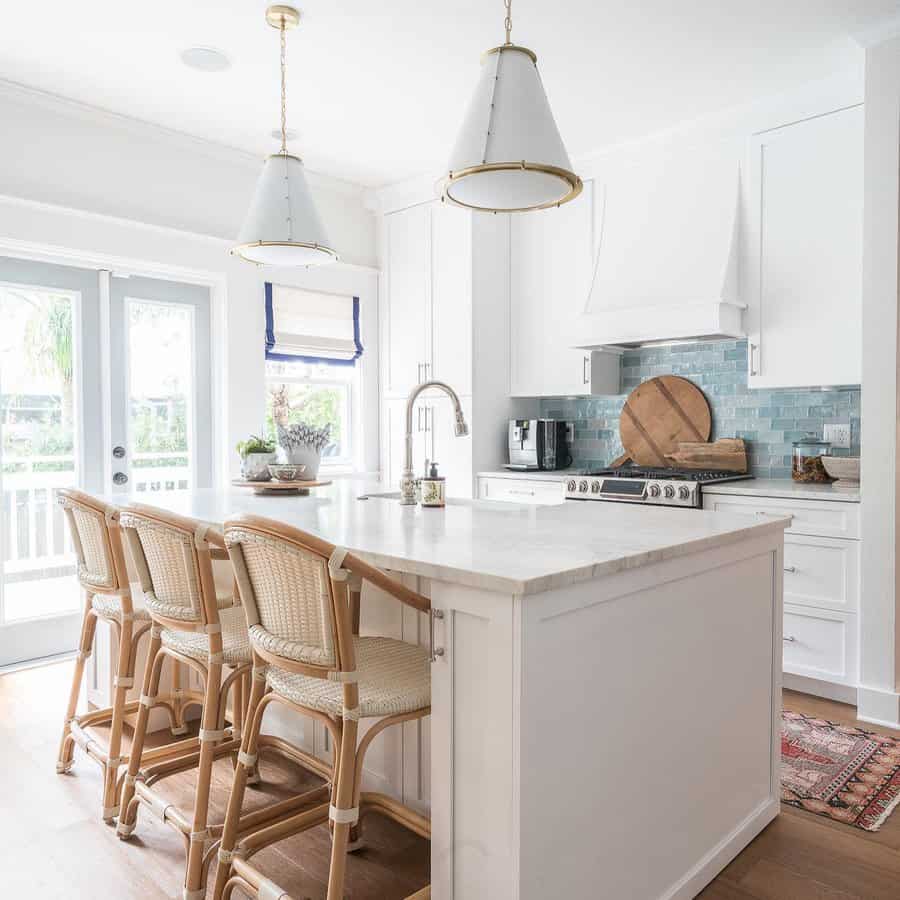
384;202;431;396
383;201;472;397
745;105;863;388
703;490;860;698
509;182;619;398
477;475;566;505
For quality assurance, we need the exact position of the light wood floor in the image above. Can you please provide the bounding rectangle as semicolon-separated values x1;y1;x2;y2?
2;663;899;899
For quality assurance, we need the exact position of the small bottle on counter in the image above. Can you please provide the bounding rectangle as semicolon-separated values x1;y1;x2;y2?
420;462;446;507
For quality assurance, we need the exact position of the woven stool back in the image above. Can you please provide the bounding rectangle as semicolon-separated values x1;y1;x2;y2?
56;489;125;593
225;520;341;670
120;504;217;625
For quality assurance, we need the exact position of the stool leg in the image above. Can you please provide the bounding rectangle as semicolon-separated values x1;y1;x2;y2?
211;669;267;900
183;658;222;900
56;592;96;774
102;610;135;822
117;629;164;839
326;716;359;900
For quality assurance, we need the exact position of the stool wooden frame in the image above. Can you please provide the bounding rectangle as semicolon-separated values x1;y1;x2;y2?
115;504;327;900
211;514;432;900
55;489;192;822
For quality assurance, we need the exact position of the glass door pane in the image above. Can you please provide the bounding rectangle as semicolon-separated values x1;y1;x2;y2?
127;299;194;492
109;275;212;495
0;258;100;665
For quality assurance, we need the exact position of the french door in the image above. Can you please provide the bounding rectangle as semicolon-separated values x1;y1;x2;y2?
0;258;212;666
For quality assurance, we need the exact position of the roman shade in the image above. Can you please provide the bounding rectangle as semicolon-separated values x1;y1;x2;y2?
265;283;362;366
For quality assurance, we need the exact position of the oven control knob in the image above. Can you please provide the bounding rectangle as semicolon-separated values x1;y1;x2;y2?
678;486;691;500
567;479;577;492
578;480;589;493
591;480;601;493
648;484;661;498
663;485;675;499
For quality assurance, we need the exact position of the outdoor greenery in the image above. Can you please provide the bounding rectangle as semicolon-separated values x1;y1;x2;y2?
265;382;344;458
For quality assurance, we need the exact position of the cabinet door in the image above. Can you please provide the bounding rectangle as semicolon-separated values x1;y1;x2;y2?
509;182;594;397
382;397;427;489
431;202;472;394
428;394;474;498
746;106;863;388
385;203;431;396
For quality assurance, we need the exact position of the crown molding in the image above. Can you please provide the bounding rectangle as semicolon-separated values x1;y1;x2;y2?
0;192;378;273
852;13;900;48
0;77;367;200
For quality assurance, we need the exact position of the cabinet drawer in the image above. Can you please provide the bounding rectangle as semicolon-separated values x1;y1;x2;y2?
703;494;859;539
477;477;565;505
783;535;859;612
782;605;857;685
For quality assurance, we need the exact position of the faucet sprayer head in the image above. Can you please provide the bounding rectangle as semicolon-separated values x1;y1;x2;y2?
454;413;469;437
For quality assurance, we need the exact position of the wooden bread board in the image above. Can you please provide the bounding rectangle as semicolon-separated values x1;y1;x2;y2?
665;438;748;473
618;375;712;467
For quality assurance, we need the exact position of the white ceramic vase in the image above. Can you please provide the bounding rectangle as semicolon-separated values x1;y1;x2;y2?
241;452;276;482
276;444;321;480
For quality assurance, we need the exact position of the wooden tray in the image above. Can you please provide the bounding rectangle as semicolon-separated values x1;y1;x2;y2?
231;478;332;495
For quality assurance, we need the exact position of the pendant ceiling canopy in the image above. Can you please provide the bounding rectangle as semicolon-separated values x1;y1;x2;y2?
232;5;337;267
442;0;582;213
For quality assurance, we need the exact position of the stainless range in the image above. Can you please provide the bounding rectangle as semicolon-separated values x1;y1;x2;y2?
565;466;753;508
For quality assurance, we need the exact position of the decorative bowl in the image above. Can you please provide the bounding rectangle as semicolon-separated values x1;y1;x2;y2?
822;456;860;487
267;463;307;482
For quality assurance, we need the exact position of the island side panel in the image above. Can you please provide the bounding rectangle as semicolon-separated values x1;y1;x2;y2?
429;580;521;900
518;532;783;900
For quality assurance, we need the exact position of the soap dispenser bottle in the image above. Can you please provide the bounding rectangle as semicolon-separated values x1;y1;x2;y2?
420;461;446;508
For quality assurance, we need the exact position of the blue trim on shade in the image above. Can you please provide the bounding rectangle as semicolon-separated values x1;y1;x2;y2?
264;285;363;367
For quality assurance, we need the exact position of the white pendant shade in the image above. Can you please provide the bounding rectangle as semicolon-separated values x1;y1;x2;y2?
233;153;338;266
443;45;581;212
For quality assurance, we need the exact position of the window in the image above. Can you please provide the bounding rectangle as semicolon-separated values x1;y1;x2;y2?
265;360;357;468
263;284;364;472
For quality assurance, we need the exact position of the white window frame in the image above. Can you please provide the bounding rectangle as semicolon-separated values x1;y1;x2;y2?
264;360;362;474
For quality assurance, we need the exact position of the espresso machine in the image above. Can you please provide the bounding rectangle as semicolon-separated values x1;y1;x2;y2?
506;419;571;471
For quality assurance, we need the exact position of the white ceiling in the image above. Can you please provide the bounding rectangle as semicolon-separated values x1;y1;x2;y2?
0;0;897;188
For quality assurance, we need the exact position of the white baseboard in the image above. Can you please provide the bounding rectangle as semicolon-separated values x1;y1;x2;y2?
857;683;900;730
663;797;779;900
783;672;857;705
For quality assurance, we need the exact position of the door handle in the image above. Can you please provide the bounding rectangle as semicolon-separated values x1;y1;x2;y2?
112;445;126;459
749;343;759;377
583;355;590;385
113;472;128;486
417;363;423;384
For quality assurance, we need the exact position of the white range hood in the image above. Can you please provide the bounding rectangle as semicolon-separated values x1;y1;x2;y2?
573;146;745;348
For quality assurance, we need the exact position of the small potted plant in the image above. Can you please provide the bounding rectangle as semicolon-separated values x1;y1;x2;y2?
236;434;277;481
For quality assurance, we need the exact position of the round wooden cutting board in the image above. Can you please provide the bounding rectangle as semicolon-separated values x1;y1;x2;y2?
618;375;711;467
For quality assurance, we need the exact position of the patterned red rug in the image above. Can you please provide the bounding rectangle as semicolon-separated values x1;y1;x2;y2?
781;710;900;831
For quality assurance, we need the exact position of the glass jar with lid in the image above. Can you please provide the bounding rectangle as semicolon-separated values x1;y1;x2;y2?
792;435;834;483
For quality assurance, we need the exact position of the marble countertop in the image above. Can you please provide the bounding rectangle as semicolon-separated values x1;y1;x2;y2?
703;478;860;503
108;478;790;596
478;470;861;503
476;469;581;482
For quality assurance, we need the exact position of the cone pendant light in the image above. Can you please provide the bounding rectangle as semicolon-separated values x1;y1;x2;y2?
442;0;581;213
232;5;337;266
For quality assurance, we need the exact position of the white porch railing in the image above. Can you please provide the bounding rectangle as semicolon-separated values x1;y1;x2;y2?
1;456;76;579
2;451;191;581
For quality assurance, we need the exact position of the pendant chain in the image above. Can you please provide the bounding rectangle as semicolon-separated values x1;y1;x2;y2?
279;19;288;154
504;0;512;44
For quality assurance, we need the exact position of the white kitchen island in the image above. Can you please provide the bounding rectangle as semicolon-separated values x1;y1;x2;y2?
115;480;789;900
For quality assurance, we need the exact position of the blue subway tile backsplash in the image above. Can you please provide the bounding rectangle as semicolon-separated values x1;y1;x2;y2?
539;339;860;478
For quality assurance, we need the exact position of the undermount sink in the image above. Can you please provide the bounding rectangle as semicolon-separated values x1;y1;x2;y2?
357;491;472;506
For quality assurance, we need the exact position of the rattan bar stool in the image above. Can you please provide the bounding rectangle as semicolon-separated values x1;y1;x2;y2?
114;504;255;900
211;514;432;900
55;488;170;822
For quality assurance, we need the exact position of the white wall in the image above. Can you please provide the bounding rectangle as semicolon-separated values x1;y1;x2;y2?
0;81;380;480
859;33;900;726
